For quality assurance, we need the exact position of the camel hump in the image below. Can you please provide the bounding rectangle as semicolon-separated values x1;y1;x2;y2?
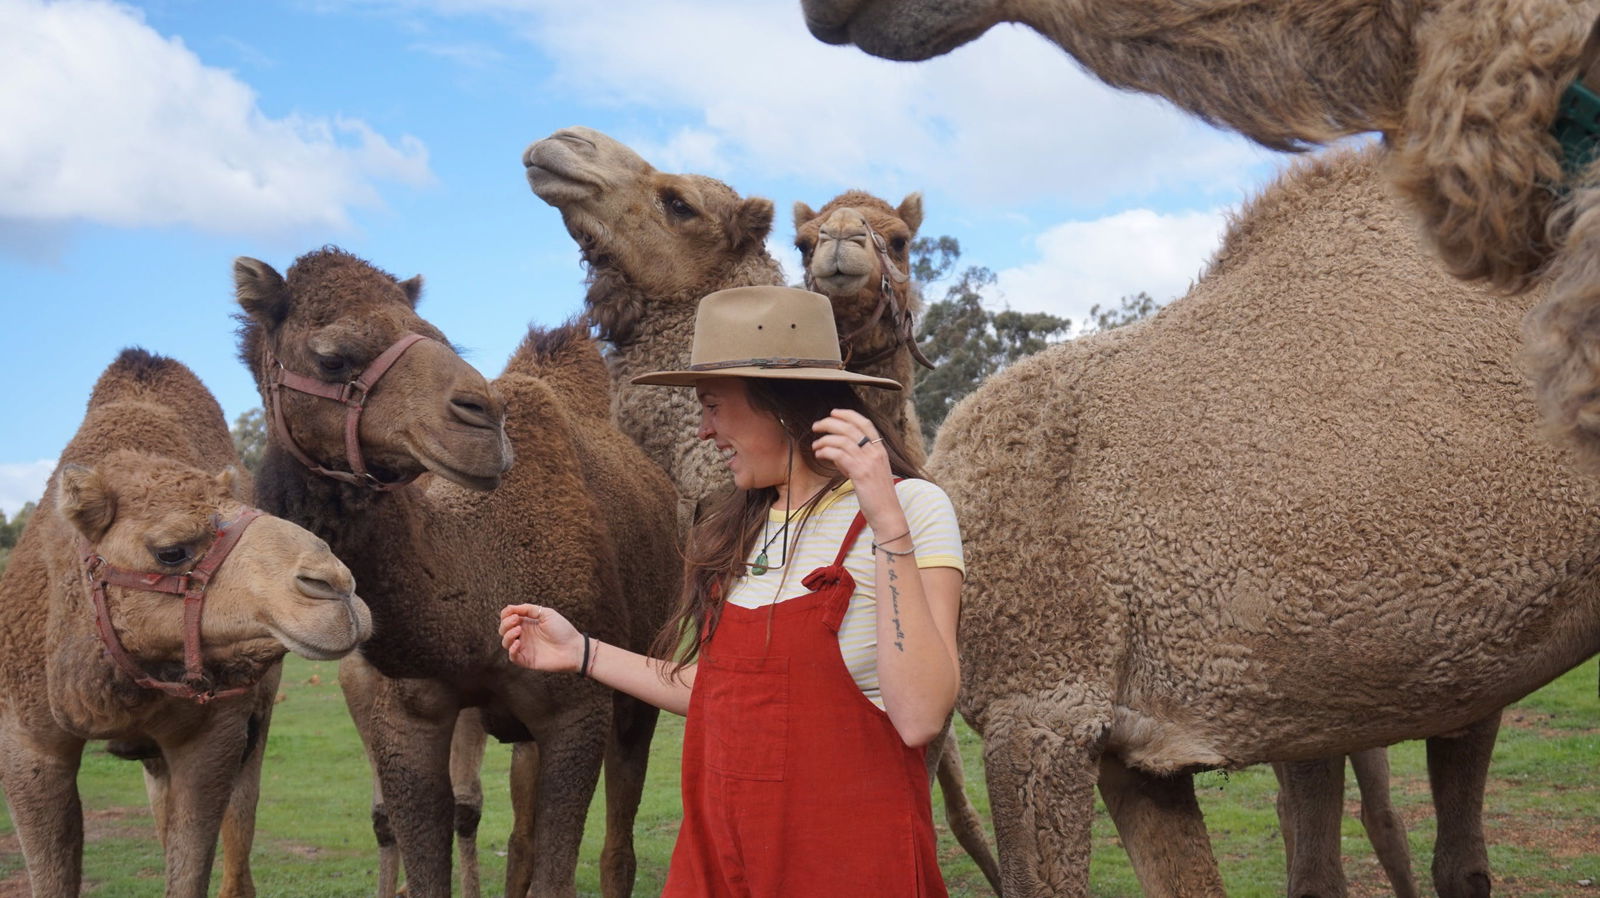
87;347;213;412
503;321;611;419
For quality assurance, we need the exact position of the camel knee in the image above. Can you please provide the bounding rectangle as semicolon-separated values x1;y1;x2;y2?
453;800;481;840
371;804;397;848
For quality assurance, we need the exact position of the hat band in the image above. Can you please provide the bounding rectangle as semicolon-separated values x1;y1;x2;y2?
688;357;845;372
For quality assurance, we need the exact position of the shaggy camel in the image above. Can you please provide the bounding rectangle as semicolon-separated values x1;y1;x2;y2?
796;0;1600;478
237;247;679;898
793;190;931;467
925;145;1596;897
0;348;372;898
793;188;1004;893
524;125;785;526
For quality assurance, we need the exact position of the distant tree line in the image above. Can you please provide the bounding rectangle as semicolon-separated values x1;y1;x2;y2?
912;235;1163;442
0;502;35;577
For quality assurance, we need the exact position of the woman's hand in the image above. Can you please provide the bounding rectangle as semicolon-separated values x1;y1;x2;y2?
812;408;906;533
498;604;583;672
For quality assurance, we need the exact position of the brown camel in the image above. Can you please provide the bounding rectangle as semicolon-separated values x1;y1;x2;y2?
926;145;1593;897
0;348;371;898
793;188;1004;893
793;190;930;467
796;0;1600;482
236;247;680;898
523;125;785;528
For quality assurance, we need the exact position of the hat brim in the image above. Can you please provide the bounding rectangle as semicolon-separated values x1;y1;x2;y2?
631;366;903;390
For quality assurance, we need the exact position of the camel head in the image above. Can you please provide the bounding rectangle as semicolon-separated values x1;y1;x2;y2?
234;248;513;492
800;0;1007;61
56;451;372;666
523;126;778;344
794;190;923;363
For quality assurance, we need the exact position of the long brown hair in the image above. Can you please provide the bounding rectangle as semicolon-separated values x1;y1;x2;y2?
649;377;925;676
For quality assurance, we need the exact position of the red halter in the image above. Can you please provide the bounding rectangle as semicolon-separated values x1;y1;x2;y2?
264;333;430;490
79;508;265;704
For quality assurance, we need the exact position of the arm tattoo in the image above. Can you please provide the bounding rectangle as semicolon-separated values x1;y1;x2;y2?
887;565;905;652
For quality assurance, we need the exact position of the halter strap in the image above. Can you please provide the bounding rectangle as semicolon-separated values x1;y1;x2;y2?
265;333;429;490
803;222;935;372
81;508;265;704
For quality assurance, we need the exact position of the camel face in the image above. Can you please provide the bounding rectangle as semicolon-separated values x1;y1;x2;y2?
56;451;372;665
524;126;775;301
799;0;1005;60
793;191;922;356
235;250;513;491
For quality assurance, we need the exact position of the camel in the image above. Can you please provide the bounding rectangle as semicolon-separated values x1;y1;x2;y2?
793;190;931;468
923;144;1598;897
0;348;372;898
795;0;1600;479
523;125;786;528
236;246;680;898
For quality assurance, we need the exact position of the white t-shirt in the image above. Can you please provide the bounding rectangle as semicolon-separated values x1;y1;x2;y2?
724;478;964;707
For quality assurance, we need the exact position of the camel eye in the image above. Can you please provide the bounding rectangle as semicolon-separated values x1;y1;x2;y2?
152;546;192;567
664;194;697;219
315;354;347;375
890;236;908;254
795;238;814;258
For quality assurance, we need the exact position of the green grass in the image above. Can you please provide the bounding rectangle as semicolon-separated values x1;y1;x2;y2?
2;658;1595;896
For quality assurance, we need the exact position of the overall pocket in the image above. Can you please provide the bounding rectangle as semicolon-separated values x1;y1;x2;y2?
700;653;789;781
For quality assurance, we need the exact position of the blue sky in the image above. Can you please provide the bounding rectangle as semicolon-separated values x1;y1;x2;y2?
0;0;1290;514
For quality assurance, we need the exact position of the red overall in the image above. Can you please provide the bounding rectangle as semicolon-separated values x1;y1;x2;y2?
662;511;949;898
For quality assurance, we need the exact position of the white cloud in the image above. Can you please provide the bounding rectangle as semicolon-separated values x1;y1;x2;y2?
0;459;55;517
993;208;1229;329
347;0;1270;207
0;0;433;243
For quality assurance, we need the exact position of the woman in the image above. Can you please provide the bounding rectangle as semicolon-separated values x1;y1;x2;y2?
498;285;962;896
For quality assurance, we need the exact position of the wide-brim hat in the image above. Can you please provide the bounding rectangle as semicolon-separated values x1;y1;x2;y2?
630;286;903;390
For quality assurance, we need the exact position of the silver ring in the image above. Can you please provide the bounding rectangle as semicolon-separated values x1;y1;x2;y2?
857;435;871;447
871;437;886;444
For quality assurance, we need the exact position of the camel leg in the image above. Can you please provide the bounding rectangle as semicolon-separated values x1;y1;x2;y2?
450;708;488;898
933;721;1003;895
156;715;251;898
0;726;85;898
978;703;1105;898
370;676;460;898
505;740;540;898
1427;713;1500;898
1099;755;1226;898
600;692;658;898
218;665;280;898
522;705;611;898
1271;756;1348;898
339;653;402;898
1349;747;1419;898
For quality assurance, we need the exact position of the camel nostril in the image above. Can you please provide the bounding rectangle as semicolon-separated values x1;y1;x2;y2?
295;575;347;601
450;396;496;428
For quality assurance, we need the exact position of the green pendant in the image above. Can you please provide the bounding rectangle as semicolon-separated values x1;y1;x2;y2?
752;551;769;576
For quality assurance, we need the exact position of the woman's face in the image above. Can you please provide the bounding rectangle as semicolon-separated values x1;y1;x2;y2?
696;378;791;491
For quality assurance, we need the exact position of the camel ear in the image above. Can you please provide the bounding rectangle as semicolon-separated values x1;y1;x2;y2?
234;257;289;326
398;275;423;308
725;197;775;253
793;201;817;233
214;466;242;499
56;464;116;544
897;193;924;236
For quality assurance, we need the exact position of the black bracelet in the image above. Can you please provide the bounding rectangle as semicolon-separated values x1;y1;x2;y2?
580;633;591;678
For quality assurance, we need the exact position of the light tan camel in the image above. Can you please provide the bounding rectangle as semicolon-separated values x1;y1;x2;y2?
796;0;1600;482
237;247;679;898
524;125;786;528
793;190;931;468
0;348;371;898
927;145;1594;897
793;189;1004;893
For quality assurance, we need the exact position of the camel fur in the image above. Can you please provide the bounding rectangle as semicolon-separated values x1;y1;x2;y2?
793;190;929;467
237;247;680;898
797;0;1600;479
926;145;1599;897
0;348;371;898
523;126;786;526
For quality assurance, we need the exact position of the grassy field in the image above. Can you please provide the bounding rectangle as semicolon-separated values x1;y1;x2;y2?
0;657;1595;897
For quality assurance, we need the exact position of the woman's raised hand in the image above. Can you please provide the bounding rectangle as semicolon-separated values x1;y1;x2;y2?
811;408;907;532
498;604;583;672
